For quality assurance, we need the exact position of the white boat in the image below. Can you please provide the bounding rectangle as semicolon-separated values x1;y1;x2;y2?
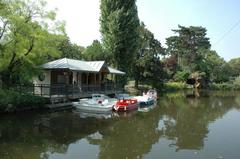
146;89;157;101
133;89;157;108
73;94;117;112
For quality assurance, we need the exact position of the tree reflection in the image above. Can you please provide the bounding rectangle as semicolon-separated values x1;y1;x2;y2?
0;111;113;159
87;109;162;159
0;91;240;159
158;91;240;151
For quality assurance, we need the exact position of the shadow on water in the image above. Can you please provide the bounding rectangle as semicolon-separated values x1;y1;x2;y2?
0;90;240;159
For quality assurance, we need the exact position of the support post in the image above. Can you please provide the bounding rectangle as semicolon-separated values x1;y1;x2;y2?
40;84;42;96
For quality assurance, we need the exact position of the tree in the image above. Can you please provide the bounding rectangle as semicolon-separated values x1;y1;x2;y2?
228;57;240;77
166;25;211;72
197;49;230;82
100;0;140;84
0;0;65;87
82;40;110;61
59;37;84;60
132;23;165;89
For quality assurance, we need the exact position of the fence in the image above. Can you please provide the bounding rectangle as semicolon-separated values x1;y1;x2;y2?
10;83;124;100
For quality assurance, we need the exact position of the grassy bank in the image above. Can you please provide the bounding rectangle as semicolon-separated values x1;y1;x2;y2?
164;82;240;91
163;81;190;91
0;89;47;113
209;82;240;90
125;81;152;95
125;80;240;94
209;77;240;90
125;81;190;95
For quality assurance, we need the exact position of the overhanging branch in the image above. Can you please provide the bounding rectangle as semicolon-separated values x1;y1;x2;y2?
11;37;35;70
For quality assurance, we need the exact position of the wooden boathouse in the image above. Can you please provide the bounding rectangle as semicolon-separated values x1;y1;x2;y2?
33;58;125;101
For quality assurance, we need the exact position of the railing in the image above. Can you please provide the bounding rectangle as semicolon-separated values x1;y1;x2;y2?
10;83;124;100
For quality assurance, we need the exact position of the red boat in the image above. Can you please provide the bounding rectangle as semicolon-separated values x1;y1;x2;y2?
113;99;138;112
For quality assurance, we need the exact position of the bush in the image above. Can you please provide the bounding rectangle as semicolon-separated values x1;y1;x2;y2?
0;90;46;113
173;71;190;82
234;76;240;85
209;82;240;90
164;81;189;91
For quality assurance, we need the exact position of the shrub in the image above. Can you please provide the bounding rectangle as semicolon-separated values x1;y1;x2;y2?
209;82;240;90
164;81;189;91
173;71;190;82
0;90;46;113
234;76;240;85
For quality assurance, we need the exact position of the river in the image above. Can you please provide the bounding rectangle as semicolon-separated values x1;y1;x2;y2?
0;90;240;159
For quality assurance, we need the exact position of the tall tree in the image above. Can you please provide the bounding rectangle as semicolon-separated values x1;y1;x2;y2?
100;0;140;84
166;25;211;72
132;23;165;89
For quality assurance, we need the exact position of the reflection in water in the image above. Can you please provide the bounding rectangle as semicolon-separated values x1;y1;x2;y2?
0;91;240;159
74;110;115;119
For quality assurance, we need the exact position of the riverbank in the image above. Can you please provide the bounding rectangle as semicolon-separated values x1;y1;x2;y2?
209;82;240;90
125;81;240;94
0;89;47;113
1;80;240;113
125;81;190;95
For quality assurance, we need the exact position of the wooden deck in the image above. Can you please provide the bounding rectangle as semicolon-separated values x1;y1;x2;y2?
11;83;124;102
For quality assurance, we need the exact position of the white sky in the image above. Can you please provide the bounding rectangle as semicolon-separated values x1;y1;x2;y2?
48;0;101;46
47;0;240;61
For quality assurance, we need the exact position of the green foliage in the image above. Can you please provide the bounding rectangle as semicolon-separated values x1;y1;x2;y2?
195;49;229;82
164;81;189;91
233;76;240;85
0;90;46;113
209;76;240;90
166;25;211;73
209;82;240;90
83;40;110;61
100;0;140;84
228;57;240;77
165;25;234;84
190;71;206;79
132;23;165;89
173;71;190;82
0;0;65;87
59;37;85;60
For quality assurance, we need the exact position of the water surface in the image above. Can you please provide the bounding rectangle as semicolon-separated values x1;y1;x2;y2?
0;90;240;159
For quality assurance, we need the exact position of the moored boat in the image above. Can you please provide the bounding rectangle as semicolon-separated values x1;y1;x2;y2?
134;95;155;108
146;89;157;101
73;94;117;113
138;102;157;112
134;89;157;108
113;98;138;112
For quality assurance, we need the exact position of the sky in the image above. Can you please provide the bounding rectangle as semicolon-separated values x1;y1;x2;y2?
48;0;240;61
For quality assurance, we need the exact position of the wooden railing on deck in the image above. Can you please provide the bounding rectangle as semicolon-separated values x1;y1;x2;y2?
10;83;124;100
